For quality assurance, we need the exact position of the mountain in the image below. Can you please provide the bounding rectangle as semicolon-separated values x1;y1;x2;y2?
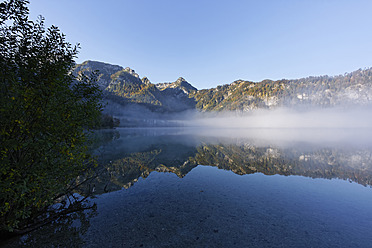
156;77;197;93
74;60;125;88
191;69;372;111
74;61;372;125
74;61;197;114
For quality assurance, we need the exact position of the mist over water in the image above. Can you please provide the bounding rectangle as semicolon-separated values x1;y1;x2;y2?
184;106;372;129
104;100;372;147
174;106;372;148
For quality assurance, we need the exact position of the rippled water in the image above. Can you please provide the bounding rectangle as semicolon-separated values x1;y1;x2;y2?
3;128;372;247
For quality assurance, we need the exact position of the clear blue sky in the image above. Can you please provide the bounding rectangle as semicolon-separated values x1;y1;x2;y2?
28;0;372;89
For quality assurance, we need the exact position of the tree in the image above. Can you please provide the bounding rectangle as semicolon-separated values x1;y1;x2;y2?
0;0;102;233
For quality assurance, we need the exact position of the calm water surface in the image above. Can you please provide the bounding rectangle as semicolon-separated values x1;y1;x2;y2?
3;128;372;247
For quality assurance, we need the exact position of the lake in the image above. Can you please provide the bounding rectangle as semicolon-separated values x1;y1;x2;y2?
3;127;372;247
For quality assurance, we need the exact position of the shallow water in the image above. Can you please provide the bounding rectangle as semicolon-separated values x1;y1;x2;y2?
3;128;372;247
82;166;372;247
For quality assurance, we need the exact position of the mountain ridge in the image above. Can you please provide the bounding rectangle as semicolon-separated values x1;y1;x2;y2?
74;60;197;116
73;60;372;124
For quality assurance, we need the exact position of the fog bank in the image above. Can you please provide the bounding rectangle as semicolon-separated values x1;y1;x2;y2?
181;107;372;129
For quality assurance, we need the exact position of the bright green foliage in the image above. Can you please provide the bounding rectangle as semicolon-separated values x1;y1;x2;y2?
0;0;102;232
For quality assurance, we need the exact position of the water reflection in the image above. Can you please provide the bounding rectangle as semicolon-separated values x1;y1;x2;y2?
1;202;96;248
90;127;372;194
4;127;372;247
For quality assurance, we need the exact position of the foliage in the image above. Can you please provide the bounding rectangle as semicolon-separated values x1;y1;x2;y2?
0;0;102;233
98;113;120;129
8;201;96;247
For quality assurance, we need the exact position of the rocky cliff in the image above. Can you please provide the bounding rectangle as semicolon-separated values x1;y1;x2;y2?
74;60;197;114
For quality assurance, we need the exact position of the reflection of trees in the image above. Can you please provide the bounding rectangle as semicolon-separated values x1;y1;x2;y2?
192;144;372;187
89;129;120;151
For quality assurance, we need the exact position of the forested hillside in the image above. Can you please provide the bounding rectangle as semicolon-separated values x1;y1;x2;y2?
192;68;372;111
74;61;372;115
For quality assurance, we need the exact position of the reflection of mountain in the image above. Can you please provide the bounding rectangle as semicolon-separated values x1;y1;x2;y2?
87;129;372;194
89;131;199;194
192;144;372;186
94;148;197;194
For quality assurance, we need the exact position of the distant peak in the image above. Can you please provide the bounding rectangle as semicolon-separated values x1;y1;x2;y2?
80;60;122;68
76;60;124;73
124;67;135;73
173;77;197;91
141;77;151;85
122;67;138;77
176;77;187;82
